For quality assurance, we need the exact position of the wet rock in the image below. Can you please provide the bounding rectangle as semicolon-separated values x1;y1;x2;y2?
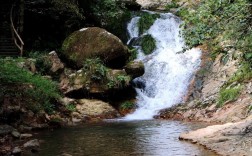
11;131;21;138
18;125;32;132
0;125;14;135
20;134;33;139
12;147;22;155
124;61;144;79
23;139;40;152
132;78;146;89
61;27;129;68
61;153;72;156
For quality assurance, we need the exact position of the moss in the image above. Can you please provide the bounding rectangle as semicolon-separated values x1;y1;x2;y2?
217;86;241;107
62;31;79;52
119;101;135;110
140;34;156;55
138;12;160;35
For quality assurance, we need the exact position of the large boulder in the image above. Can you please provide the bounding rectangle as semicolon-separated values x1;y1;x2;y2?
60;98;120;120
75;99;119;118
62;27;129;68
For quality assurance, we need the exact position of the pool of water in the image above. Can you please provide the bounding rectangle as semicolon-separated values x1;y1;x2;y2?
34;120;217;156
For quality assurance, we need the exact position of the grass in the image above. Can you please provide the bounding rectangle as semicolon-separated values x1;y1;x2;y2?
217;87;241;107
224;63;252;87
0;59;60;113
138;12;160;35
140;34;156;55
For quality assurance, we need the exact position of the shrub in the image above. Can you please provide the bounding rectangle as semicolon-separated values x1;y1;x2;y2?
180;0;252;66
83;58;108;82
140;34;156;55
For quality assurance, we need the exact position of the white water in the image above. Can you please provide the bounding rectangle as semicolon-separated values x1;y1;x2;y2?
124;13;201;120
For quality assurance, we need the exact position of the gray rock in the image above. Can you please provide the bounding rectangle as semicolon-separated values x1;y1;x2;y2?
0;125;14;135
11;131;21;138
12;147;22;154
61;153;72;156
23;139;40;149
20;134;33;139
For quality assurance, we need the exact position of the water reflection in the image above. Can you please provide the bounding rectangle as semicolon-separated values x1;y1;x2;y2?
34;120;217;156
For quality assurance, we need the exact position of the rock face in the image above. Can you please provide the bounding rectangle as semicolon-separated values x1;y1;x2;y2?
62;27;129;68
136;0;172;9
158;45;252;123
179;115;252;156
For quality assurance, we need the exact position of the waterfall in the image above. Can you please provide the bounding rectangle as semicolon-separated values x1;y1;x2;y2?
124;13;202;120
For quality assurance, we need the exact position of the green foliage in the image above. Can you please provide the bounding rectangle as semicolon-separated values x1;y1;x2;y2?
29;51;53;75
0;59;60;113
83;58;108;82
107;74;131;89
66;103;76;112
128;48;138;61
180;0;252;66
80;0;131;40
141;35;156;55
225;63;252;86
217;86;241;107
138;12;160;35
165;0;180;11
120;101;135;110
51;0;83;19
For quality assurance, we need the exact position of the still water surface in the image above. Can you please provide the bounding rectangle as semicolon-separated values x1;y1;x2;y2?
36;120;217;156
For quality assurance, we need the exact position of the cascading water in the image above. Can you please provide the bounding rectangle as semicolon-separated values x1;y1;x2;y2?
124;13;202;120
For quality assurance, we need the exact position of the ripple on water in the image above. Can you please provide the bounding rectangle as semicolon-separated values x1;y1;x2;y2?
35;120;217;156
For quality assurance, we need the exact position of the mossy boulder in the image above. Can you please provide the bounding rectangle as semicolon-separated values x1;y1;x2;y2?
124;61;145;79
62;27;129;68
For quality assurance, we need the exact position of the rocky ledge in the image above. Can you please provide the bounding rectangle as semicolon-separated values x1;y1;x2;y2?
179;115;252;156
